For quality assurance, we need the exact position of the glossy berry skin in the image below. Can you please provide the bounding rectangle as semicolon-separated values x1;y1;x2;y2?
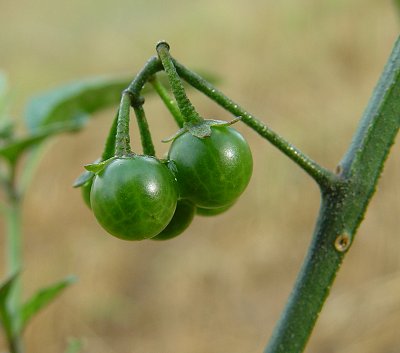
152;200;196;241
90;156;178;241
196;202;234;217
168;126;253;209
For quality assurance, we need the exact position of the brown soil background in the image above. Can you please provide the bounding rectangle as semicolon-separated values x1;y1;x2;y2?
1;1;400;352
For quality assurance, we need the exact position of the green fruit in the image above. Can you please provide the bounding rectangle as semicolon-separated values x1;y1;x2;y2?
152;200;196;241
196;203;234;217
168;125;253;208
90;155;178;240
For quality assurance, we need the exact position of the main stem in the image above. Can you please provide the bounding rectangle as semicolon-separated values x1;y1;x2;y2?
5;166;24;353
264;37;400;352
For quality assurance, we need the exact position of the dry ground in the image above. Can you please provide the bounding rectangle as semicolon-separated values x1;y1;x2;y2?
1;1;400;352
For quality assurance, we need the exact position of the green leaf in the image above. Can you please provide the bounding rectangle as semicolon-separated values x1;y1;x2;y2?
0;119;86;164
20;275;76;331
24;76;132;132
0;273;19;341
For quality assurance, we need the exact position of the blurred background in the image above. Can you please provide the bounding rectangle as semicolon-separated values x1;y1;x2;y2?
1;0;400;352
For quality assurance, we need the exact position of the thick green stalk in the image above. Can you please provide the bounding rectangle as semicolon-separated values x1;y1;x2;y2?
156;42;203;124
263;37;400;353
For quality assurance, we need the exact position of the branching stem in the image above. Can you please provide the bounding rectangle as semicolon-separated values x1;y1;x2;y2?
172;59;336;189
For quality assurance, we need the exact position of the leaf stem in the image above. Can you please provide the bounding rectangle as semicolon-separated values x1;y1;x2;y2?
156;42;203;125
172;59;336;188
150;76;184;128
114;91;132;157
101;111;118;161
133;105;155;156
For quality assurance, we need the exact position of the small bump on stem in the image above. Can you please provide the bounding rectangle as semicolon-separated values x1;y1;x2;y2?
334;233;351;252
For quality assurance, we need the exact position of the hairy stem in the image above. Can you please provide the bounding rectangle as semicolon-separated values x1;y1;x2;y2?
156;42;203;124
126;56;163;97
115;91;132;157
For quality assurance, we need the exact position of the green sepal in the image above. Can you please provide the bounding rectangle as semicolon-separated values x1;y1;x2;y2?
73;170;95;188
19;275;77;332
73;158;102;188
0;272;20;341
162;117;241;142
84;157;117;174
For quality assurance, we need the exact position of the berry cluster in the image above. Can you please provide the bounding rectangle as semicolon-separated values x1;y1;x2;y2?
75;42;252;241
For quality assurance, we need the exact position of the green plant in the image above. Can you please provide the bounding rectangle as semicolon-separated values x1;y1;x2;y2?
1;33;399;353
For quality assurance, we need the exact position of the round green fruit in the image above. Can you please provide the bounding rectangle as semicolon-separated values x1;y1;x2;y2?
196;203;234;217
168;125;253;208
90;156;178;240
152;200;196;241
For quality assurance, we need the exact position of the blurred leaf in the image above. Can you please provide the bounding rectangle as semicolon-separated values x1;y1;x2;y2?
0;273;19;341
0;121;14;141
24;76;132;132
64;338;83;353
23;71;218;133
20;275;77;331
0;119;86;164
